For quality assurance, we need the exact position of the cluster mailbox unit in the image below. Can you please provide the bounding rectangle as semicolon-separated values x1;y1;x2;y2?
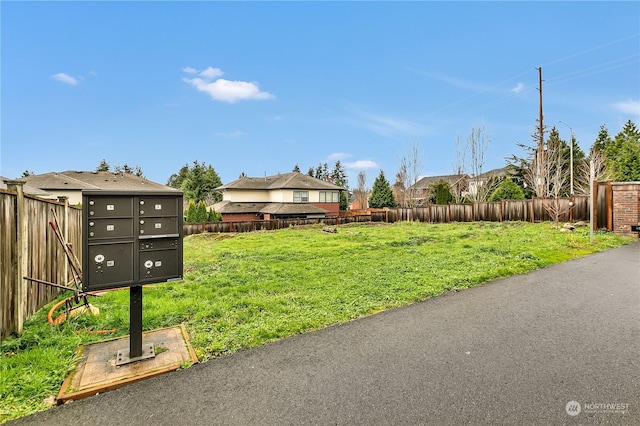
82;190;183;365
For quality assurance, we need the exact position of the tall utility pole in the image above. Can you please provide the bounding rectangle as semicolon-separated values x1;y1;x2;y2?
536;67;545;196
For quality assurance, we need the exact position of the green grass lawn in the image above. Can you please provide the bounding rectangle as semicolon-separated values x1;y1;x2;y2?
0;221;634;423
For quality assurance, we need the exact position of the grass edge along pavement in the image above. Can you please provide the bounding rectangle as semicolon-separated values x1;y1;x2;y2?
1;221;634;423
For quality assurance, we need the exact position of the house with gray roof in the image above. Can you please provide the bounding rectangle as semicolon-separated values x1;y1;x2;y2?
213;172;343;222
408;174;470;205
1;176;51;198
19;171;177;205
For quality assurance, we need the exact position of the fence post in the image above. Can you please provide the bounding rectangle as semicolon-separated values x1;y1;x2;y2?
606;181;613;231
593;182;599;231
530;197;535;223
6;181;27;335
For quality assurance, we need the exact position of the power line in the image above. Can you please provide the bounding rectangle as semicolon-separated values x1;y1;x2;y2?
541;33;640;68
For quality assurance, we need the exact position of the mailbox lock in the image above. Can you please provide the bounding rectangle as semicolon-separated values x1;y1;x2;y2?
140;200;145;205
89;221;94;227
144;260;153;269
94;254;105;263
140;220;145;225
89;200;95;206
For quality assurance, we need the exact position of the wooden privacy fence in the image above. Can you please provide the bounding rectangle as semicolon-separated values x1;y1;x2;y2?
185;194;606;237
184;214;375;235
1;182;82;338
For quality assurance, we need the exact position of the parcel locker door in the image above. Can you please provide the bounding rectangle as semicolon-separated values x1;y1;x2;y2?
139;247;181;283
86;242;135;290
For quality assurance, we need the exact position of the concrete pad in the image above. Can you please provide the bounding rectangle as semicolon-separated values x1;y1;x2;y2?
57;324;198;403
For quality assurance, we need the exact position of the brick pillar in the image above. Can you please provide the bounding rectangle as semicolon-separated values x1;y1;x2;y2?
612;183;640;237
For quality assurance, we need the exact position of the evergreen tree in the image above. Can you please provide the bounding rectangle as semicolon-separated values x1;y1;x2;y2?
96;159;110;172
368;170;396;208
208;209;222;222
592;124;612;154
331;161;349;210
430;179;452;204
607;120;640;181
292;164;301;173
167;160;222;204
113;163;145;177
489;178;525;201
196;201;208;222
185;200;197;223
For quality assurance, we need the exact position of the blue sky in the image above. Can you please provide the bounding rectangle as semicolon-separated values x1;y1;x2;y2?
1;1;639;188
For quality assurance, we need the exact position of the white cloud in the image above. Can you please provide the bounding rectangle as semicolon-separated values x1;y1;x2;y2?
199;67;224;79
344;160;378;169
613;99;640;117
183;66;274;103
510;83;524;94
51;73;78;86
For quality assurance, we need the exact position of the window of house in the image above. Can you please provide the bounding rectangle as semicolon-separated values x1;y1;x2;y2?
293;191;309;203
319;191;339;202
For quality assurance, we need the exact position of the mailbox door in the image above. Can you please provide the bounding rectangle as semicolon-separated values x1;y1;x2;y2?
87;218;134;240
139;217;179;236
87;197;134;218
138;197;179;217
86;242;135;289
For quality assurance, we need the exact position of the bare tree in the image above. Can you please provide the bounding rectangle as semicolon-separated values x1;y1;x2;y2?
574;149;608;195
451;133;466;203
393;165;407;207
526;141;570;226
353;170;369;210
457;125;494;202
398;141;424;207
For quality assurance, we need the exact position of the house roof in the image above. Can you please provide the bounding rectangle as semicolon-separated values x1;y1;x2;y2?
260;203;328;215
216;172;343;191
213;201;329;215
474;166;515;180
1;177;51;197
213;201;271;214
411;174;469;190
20;171;177;192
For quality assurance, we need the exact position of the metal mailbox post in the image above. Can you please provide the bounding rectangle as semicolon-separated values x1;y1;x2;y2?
82;190;183;365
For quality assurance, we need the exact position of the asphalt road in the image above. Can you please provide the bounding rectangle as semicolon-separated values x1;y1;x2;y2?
11;241;640;425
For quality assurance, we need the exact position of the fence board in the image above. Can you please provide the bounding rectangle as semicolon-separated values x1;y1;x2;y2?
1;189;81;338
